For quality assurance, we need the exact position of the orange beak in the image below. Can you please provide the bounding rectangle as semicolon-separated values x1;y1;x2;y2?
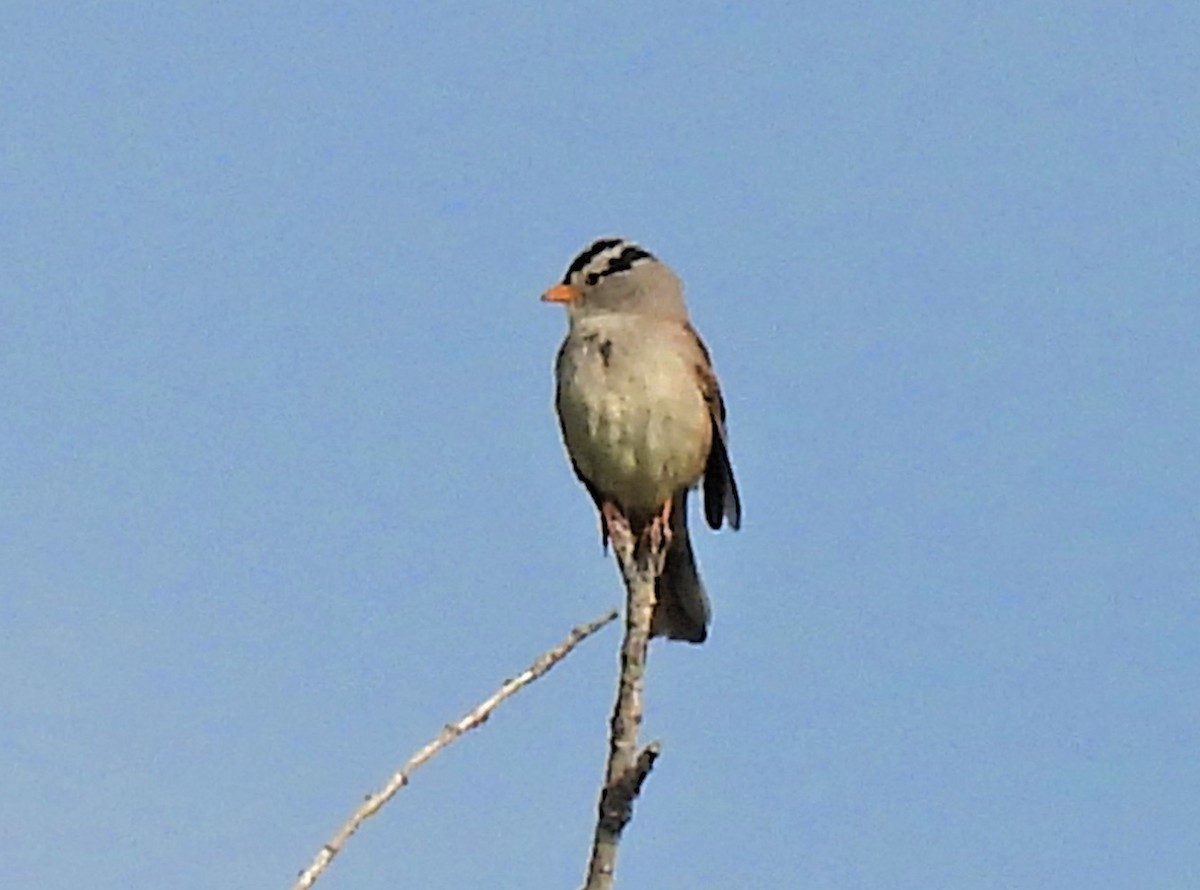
541;283;581;304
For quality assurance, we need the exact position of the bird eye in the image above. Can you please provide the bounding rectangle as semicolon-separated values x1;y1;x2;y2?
586;272;601;286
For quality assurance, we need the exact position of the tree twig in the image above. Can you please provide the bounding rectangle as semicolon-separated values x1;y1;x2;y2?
581;527;668;890
293;609;618;890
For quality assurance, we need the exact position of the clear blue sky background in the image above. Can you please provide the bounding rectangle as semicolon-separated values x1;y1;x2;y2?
3;4;1197;888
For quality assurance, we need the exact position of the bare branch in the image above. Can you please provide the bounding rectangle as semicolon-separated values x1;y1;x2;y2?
582;526;668;890
293;609;618;890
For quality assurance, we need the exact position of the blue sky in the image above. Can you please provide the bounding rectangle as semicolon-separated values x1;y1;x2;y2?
3;3;1197;888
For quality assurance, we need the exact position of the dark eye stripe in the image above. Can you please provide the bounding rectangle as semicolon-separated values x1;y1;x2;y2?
584;245;656;284
562;238;624;284
604;245;654;276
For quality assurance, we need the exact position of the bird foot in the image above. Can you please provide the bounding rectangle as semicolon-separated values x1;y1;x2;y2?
640;499;674;555
601;500;631;552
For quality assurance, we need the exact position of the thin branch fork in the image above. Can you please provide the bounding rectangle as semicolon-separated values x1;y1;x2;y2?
582;526;669;890
293;609;617;890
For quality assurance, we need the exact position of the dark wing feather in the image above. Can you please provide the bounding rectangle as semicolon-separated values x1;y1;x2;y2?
689;325;741;531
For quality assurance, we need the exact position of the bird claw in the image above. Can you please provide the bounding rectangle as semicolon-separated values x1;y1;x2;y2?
601;500;631;552
640;499;673;555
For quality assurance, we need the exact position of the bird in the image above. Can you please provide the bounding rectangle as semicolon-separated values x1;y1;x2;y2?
543;237;741;643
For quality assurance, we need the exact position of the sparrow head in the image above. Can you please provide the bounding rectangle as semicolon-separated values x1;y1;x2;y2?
542;236;688;321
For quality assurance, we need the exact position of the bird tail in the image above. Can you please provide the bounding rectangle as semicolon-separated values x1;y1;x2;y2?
651;490;711;644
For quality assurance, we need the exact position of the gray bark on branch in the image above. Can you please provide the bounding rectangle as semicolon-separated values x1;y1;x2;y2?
581;525;668;890
292;609;617;890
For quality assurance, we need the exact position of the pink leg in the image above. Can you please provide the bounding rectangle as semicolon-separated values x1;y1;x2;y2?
643;498;674;554
601;500;631;550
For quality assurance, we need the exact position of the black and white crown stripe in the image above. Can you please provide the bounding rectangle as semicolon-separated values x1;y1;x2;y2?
561;237;657;287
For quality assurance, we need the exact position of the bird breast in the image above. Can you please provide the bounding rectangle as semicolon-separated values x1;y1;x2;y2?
556;315;712;513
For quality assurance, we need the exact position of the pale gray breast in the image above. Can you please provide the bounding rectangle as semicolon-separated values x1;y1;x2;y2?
555;313;711;511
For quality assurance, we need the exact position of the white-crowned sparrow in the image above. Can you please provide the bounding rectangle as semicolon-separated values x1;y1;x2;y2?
543;237;741;643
